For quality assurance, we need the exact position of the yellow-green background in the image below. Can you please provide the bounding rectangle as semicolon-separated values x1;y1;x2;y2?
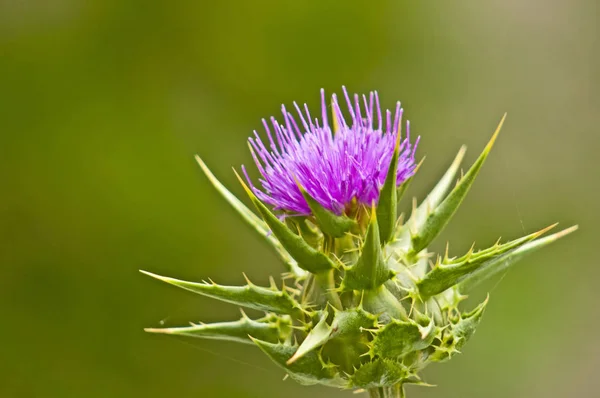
1;1;597;397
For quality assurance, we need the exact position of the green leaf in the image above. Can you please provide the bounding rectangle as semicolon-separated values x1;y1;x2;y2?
330;307;378;339
371;318;437;359
362;285;407;321
342;206;395;291
297;183;356;238
458;225;578;292
377;130;403;243
350;358;409;389
140;270;300;315
288;311;332;364
251;339;347;388
400;146;466;239
145;313;292;345
410;115;506;254
429;296;488;362
234;170;336;274
195;156;306;278
417;224;556;298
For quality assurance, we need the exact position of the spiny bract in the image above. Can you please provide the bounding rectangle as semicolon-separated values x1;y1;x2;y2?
143;88;576;398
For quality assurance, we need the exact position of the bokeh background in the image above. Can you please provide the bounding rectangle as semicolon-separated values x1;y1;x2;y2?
1;1;597;397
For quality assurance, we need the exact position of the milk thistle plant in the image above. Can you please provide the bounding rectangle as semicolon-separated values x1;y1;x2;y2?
143;88;576;398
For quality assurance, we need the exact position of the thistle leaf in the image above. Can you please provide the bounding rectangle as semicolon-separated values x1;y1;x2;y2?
377;130;403;243
232;170;336;273
195;156;306;278
251;339;347;388
145;314;292;345
458;225;578;292
288;312;332;364
297;183;356;238
140;270;300;315
350;358;409;389
417;224;556;298
410;115;506;254
430;296;488;362
371;318;437;359
399;146;466;238
342;206;395;291
330;307;378;339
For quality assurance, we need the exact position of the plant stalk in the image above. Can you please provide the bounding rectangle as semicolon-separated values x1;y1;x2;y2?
367;384;405;398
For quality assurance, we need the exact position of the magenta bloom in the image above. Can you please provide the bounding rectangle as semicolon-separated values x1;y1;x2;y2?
243;88;419;216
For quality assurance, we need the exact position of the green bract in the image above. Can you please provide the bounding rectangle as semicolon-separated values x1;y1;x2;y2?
143;114;576;398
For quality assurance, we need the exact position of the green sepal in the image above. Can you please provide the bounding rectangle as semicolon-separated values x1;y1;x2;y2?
417;224;556;298
410;115;506;254
321;307;378;373
377;130;403;243
144;313;292;345
371;318;437;359
429;296;488;362
140;270;300;315
330;307;378;339
234;170;336;274
288;311;332;364
195;156;306;278
350;358;409;389
362;285;407;321
458;225;578;292
297;183;356;238
397;146;466;240
251;339;347;388
342;206;395;291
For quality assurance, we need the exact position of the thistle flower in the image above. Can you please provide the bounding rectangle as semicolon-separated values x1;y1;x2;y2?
243;88;419;216
143;88;576;398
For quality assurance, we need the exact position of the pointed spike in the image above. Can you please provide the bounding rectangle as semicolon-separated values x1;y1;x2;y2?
140;270;300;314
144;315;291;345
377;127;403;243
287;312;332;365
458;225;578;292
195;156;306;278
342;205;394;291
233;169;335;274
296;181;356;237
417;223;559;298
398;147;466;239
410;116;506;254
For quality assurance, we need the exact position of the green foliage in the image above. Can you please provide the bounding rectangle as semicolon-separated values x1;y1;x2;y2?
252;338;347;388
298;183;356;238
195;156;307;278
351;359;409;389
410;115;505;254
145;313;292;345
140;270;300;315
377;131;403;243
235;170;336;273
417;223;557;298
371;319;437;359
144;115;576;396
342;207;395;291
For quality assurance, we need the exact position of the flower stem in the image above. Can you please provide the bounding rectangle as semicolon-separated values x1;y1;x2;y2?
367;384;405;398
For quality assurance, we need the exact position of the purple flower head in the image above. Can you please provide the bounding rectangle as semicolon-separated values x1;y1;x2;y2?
243;87;420;216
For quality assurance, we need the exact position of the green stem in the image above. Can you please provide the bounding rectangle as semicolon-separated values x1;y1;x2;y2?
367;384;405;398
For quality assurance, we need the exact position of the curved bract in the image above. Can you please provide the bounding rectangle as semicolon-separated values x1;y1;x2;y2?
143;89;576;398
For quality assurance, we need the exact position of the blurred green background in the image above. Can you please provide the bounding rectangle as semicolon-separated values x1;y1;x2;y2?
1;1;597;397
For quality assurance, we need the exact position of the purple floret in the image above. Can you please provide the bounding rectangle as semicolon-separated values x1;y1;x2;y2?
243;87;419;216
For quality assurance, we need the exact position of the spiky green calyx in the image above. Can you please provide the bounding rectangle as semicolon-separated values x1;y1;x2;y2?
144;115;576;397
